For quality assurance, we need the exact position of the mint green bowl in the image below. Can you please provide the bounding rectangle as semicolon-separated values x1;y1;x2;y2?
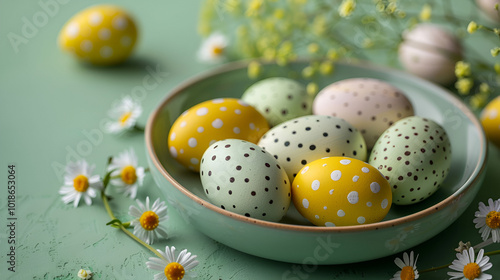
145;61;487;264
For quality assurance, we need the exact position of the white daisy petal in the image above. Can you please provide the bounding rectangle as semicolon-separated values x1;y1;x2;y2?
448;248;492;280
128;197;169;245
482;262;493;272
58;160;103;208
166;246;176;263
129;205;142;218
153;273;165;280
146;246;199;278
105;96;142;134
391;251;418;280
62;192;77;204
157;249;169;262
394;258;405;269
59;186;75;194
197;32;229;63
73;192;82;208
135;199;146;211
473;198;500;242
447;271;464;278
83;194;92;206
129;186;138;199
183;258;200;271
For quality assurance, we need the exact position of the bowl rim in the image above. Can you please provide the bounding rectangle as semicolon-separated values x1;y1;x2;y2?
145;59;488;233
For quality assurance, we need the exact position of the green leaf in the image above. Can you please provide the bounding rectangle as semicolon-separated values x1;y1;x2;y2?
102;168;118;190
106;218;123;228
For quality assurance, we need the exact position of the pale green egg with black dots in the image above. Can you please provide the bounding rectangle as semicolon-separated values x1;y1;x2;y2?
200;139;291;222
242;77;313;127
369;116;452;205
258;115;367;182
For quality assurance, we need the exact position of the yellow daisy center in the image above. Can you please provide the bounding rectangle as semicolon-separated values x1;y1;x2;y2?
164;262;185;280
463;262;481;280
212;45;224;55
486;211;500;229
400;266;415;280
139;210;159;231
121;165;137;185
120;111;132;126
73;174;89;192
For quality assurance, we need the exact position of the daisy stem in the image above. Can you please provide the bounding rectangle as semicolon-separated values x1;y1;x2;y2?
485;249;500;257
101;191;165;261
419;249;500;274
418;262;452;274
473;238;494;250
133;124;145;132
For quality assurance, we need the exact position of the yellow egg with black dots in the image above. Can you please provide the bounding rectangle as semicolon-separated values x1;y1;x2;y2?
292;157;392;227
58;5;137;65
481;96;500;148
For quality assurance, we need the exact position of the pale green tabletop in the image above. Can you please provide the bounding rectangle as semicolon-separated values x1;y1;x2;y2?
1;1;500;279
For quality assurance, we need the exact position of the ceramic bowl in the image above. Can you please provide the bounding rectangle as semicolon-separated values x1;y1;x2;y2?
145;61;487;264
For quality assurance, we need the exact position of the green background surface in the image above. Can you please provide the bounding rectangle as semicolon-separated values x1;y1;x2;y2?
1;0;499;279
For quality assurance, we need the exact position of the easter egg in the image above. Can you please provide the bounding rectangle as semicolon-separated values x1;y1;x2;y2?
480;96;500;147
292;157;392;227
200;139;291;222
58;5;138;65
242;77;313;127
168;98;269;171
369;116;452;205
398;23;462;85
258;115;367;182
312;78;414;149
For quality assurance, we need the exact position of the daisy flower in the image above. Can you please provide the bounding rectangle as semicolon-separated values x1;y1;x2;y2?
197;32;228;63
146;246;199;280
105;96;142;134
77;269;93;279
391;251;419;280
129;197;168;244
108;148;145;199
59;160;102;207
448;247;492;280
473;198;500;243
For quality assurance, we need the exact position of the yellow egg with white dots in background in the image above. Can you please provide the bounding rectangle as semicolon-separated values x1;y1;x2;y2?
58;5;137;65
480;96;500;148
292;157;392;227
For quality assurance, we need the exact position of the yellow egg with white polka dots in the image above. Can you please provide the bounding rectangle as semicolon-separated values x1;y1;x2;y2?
58;5;137;65
292;157;392;227
481;96;500;148
168;98;270;172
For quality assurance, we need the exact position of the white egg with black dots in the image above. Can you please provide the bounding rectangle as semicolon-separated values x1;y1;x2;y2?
258;115;367;182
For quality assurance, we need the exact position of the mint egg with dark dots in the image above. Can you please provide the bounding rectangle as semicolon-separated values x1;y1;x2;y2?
242;77;313;127
258;115;367;182
368;116;452;205
200;139;291;222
